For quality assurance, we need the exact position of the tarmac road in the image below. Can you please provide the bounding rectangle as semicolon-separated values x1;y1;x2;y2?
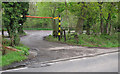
20;30;68;49
5;52;119;72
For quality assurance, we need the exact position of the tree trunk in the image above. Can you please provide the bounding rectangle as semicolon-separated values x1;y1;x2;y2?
118;2;120;32
100;12;104;34
7;23;20;46
2;26;4;37
105;13;111;34
52;7;57;37
65;1;70;32
86;21;90;35
75;2;86;35
11;34;14;47
75;17;84;35
108;23;112;35
99;2;104;34
14;33;20;46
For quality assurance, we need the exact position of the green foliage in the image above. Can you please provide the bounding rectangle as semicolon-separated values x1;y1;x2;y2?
23;2;118;35
0;51;27;67
2;38;11;46
14;46;29;55
45;33;119;48
24;2;53;28
2;2;29;46
2;2;119;36
24;2;66;29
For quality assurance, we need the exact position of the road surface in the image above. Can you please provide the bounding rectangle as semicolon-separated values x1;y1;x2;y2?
2;52;118;72
0;30;118;72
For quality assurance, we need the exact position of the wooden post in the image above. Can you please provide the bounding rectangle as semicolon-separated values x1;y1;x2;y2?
63;29;66;41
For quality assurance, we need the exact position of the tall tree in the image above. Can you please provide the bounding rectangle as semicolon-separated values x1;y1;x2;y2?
2;2;29;46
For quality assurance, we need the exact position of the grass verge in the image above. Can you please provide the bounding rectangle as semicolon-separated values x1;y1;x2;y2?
45;33;119;48
1;38;30;67
0;51;27;67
